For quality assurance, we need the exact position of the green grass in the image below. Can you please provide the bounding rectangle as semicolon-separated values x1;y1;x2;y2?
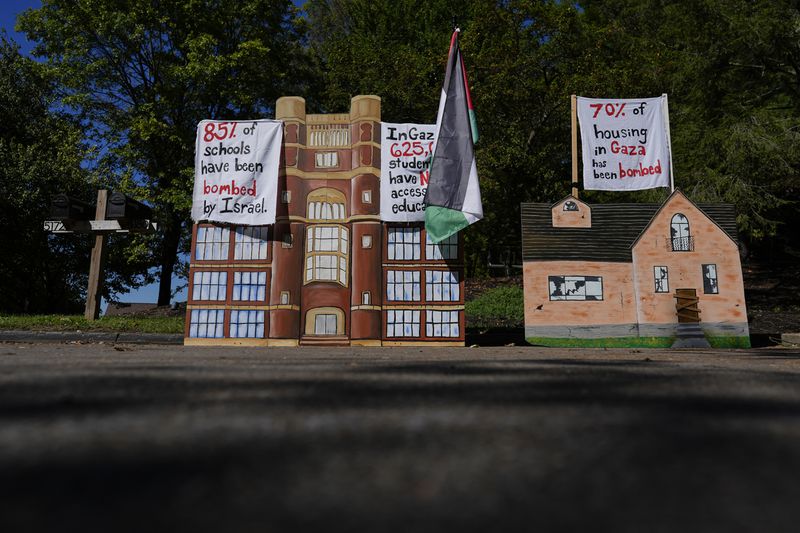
0;314;185;334
707;335;751;349
466;286;524;328
527;335;752;348
526;336;674;348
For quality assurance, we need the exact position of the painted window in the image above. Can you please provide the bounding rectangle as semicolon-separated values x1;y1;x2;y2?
388;227;421;260
233;226;269;260
702;264;719;294
188;309;225;338
307;199;346;221
654;266;669;293
195;226;230;261
305;225;349;285
232;271;267;301
548;276;603;301
308;125;350;147
426;310;460;338
362;234;372;248
426;232;458;260
671;213;692;251
314;152;339;168
192;271;227;301
362;190;372;204
426;271;460;302
280;291;290;305
230;310;265;338
386;310;420;337
305;189;348;286
386;270;421;301
362;291;371;305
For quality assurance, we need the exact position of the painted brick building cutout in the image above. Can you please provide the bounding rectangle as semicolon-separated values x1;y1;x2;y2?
522;191;750;348
185;96;464;347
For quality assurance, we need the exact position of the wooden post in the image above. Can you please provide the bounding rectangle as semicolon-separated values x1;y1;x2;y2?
84;189;108;320
570;94;579;198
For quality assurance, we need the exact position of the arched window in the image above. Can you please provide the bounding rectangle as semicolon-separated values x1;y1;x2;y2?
670;213;692;251
305;188;349;286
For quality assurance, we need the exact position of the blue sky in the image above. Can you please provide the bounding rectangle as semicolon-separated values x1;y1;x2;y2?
3;1;188;308
1;0;38;54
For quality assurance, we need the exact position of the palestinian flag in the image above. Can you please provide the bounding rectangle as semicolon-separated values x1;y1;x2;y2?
424;29;482;243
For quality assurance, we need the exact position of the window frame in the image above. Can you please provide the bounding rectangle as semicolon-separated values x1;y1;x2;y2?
548;275;604;301
195;225;230;261
233;226;269;261
386;270;421;302
188;309;225;338
387;227;421;261
425;310;460;338
425;270;460;302
229;309;265;339
702;264;719;294
304;224;349;286
191;271;228;302
232;271;267;302
385;309;421;338
670;213;692;252
654;266;669;293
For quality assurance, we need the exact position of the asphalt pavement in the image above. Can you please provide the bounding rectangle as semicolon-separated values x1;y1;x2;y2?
1;342;799;532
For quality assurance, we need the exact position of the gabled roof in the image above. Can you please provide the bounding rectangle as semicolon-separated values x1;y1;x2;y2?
521;198;738;263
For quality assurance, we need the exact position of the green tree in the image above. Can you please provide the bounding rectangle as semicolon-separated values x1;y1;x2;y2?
578;0;800;253
19;0;311;304
0;37;106;311
305;0;584;273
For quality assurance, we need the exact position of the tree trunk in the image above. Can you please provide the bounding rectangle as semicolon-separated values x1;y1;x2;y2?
157;211;183;306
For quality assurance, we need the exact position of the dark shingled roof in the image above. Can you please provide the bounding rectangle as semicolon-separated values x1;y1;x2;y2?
521;202;738;262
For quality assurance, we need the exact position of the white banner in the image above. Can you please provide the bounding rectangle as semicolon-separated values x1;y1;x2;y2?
380;122;436;221
577;96;671;191
192;119;282;224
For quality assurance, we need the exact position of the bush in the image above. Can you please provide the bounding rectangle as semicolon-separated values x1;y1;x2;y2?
465;286;524;328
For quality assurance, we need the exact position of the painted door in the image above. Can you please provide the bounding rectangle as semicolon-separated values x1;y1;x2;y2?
675;288;701;323
314;313;338;335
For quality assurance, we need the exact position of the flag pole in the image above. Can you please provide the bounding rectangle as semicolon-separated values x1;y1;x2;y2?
571;94;579;198
663;93;675;193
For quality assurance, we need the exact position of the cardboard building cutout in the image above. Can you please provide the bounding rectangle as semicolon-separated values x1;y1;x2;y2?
185;96;465;347
521;191;750;348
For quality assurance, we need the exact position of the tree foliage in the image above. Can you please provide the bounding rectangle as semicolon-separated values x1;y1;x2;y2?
18;0;311;304
308;0;800;268
7;0;800;312
0;38;99;311
0;36;159;312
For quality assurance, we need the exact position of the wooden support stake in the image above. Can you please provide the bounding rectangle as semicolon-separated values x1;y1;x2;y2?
570;94;579;198
84;189;108;320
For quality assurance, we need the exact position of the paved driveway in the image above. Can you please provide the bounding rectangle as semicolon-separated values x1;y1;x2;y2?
1;343;799;532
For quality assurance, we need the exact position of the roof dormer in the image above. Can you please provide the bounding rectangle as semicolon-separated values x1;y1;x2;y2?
551;196;591;228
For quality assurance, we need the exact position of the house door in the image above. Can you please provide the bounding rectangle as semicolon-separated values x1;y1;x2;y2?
314;314;337;335
674;288;701;323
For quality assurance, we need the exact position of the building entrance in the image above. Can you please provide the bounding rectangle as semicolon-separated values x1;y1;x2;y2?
305;307;345;336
